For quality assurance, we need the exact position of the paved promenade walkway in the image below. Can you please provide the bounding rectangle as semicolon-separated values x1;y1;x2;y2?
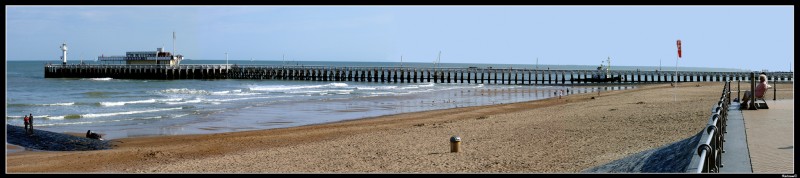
718;102;752;173
742;99;794;173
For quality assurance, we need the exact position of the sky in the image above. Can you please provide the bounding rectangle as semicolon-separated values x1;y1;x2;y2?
6;6;794;71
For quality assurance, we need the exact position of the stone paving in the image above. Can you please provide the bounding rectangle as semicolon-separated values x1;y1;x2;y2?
742;99;794;173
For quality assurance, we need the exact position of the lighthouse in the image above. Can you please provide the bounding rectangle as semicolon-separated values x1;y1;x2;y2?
60;43;68;65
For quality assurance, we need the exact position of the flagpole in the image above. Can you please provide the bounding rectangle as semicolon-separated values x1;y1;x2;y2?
674;39;681;101
672;57;680;87
674;55;677;101
675;39;681;88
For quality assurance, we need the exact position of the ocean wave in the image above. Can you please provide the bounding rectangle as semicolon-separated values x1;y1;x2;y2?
166;98;203;105
249;83;350;92
328;90;353;95
288;90;323;94
211;89;259;96
35;121;95;127
31;115;51;118
158;88;211;95
230;93;260;96
395;83;436;90
45;102;75;106
36;116;165;127
355;86;397;90
211;91;229;95
380;86;399;90
7;115;55;120
368;92;394;95
206;96;290;102
6;104;30;108
9;115;63;120
330;83;348;87
81;77;113;81
8;102;75;107
170;114;189;118
161;98;184;102
83;91;126;98
81;107;183;118
133;116;163;120
287;89;354;95
250;85;313;92
100;99;156;107
47;115;66;120
417;83;436;88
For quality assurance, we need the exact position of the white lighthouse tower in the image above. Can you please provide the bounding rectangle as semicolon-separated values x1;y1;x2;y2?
60;43;68;65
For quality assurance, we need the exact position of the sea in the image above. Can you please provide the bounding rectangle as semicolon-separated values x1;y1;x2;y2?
6;60;746;140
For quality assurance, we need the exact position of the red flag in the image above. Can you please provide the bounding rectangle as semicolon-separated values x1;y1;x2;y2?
677;39;682;58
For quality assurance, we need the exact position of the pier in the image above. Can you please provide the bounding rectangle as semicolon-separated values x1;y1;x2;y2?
44;64;794;84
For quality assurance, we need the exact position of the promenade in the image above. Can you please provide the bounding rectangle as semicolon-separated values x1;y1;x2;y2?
742;99;794;173
721;99;794;173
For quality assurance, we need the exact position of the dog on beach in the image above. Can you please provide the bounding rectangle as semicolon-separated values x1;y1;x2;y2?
86;130;103;140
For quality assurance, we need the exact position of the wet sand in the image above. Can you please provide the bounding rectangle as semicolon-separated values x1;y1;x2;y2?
6;144;26;154
6;82;793;173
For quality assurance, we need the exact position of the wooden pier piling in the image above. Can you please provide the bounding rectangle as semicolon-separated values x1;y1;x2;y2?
44;64;794;84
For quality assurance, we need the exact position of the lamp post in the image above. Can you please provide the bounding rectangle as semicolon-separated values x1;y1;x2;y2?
225;52;228;65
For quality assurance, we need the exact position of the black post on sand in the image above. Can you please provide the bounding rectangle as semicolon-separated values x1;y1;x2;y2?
773;80;777;101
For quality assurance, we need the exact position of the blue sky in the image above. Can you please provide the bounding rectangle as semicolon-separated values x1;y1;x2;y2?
6;6;794;71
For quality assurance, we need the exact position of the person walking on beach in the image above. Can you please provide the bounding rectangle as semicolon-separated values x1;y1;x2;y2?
23;115;30;134
28;113;34;134
558;89;564;99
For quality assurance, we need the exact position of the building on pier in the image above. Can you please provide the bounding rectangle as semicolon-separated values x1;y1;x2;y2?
97;47;183;66
97;32;183;66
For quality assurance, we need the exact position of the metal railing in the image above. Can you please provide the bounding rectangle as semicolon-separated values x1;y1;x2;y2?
687;81;731;173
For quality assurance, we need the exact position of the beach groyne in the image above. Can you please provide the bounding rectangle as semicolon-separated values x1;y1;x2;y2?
6;124;112;151
583;131;703;173
44;64;794;84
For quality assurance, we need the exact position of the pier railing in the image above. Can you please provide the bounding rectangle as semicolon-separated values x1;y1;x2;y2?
687;81;731;173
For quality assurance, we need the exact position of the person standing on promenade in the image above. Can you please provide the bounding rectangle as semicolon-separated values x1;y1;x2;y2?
23;115;30;134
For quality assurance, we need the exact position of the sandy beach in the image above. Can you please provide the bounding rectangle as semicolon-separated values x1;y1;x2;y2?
6;82;794;173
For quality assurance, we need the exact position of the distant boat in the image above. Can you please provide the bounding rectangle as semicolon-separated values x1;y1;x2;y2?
570;66;623;83
570;57;622;83
433;51;442;78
